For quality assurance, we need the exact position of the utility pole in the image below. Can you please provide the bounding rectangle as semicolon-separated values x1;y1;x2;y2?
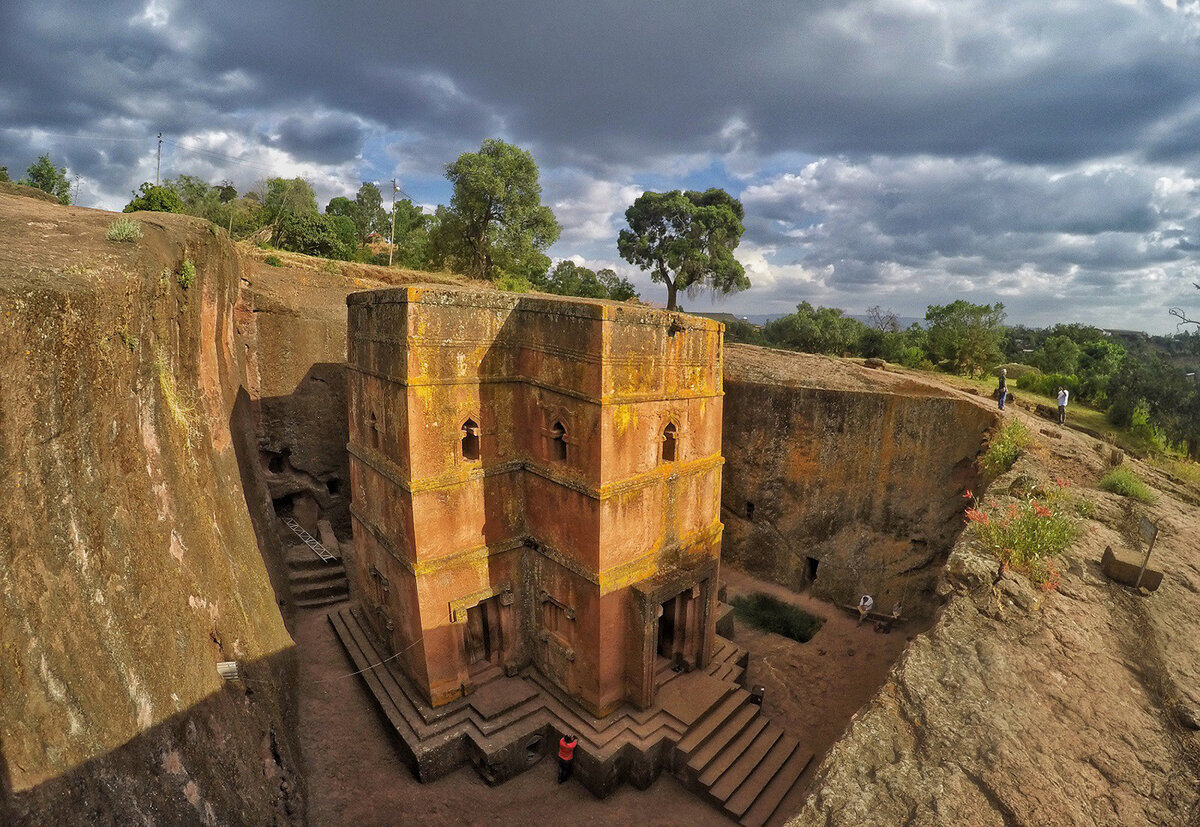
156;133;163;186
389;178;398;267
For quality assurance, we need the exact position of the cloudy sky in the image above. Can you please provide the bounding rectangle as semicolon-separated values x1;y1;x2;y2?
3;0;1200;332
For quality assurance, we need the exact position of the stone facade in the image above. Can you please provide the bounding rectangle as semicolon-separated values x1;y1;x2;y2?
346;287;724;716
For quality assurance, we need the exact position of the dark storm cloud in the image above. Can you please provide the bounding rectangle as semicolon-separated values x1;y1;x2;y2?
270;114;368;164
3;0;1200;331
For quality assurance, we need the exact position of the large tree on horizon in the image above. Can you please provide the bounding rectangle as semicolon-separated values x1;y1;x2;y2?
617;188;749;311
432;138;559;281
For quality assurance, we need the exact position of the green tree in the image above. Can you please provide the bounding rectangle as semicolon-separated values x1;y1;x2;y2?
764;302;867;355
924;300;1007;375
275;213;350;259
325;196;354;219
263;177;318;226
1035;334;1082;375
20;154;71;204
617;188;748;311
123;182;183;213
434;139;560;281
536;260;640;301
353;182;389;241
0;166;9;183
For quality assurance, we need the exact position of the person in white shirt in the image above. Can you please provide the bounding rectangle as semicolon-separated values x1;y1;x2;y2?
1057;386;1069;425
857;594;874;625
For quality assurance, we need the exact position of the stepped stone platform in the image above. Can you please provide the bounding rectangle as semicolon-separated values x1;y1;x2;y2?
283;518;349;608
331;604;812;825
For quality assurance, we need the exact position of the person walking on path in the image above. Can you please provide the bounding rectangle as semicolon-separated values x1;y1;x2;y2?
1057;386;1069;425
997;369;1008;411
557;734;578;783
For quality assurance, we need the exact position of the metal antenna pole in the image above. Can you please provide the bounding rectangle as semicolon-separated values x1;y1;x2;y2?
156;133;162;185
389;178;398;267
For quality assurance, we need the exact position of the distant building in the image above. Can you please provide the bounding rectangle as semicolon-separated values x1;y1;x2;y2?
346;287;725;715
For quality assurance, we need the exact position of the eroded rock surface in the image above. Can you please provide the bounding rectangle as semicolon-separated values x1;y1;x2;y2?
790;401;1200;826
0;195;303;823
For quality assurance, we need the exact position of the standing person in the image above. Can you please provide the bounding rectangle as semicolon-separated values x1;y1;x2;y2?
997;368;1008;411
1057;386;1069;425
557;734;578;783
856;594;874;626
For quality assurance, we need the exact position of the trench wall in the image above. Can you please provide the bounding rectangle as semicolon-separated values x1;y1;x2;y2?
721;372;994;617
0;197;303;824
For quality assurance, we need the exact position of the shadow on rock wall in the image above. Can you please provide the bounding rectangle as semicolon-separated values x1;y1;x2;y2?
0;649;304;826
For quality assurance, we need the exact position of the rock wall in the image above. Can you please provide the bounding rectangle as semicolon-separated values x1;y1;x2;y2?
791;431;1200;826
0;196;303;824
721;345;993;616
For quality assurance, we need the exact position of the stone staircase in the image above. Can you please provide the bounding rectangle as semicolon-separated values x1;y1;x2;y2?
674;684;814;827
283;519;349;609
330;602;811;824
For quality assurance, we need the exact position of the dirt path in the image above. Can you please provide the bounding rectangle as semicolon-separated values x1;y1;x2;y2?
720;565;931;823
292;602;725;826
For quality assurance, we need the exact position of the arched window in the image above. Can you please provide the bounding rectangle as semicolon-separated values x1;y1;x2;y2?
550;421;567;462
662;422;678;463
461;418;480;461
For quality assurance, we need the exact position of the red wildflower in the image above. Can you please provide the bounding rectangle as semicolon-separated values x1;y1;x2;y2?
964;507;990;525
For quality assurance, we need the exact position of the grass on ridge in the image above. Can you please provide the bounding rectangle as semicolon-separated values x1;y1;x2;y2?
1099;467;1157;503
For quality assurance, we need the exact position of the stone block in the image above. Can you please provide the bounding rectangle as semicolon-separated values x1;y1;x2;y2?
1100;546;1163;591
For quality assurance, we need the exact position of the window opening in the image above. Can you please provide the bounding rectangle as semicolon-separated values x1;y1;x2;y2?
461;418;480;461
550;421;567;462
806;556;819;582
746;501;755;520
368;411;379;449
326;478;341;496
662;422;678;463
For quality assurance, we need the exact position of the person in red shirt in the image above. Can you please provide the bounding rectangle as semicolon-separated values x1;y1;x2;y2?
557;734;578;783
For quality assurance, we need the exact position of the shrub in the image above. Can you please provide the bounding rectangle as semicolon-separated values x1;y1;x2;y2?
105;217;143;242
1099;467;1157;503
964;480;1078;591
730;592;824;642
264;255;282;267
980;418;1032;476
177;259;195;289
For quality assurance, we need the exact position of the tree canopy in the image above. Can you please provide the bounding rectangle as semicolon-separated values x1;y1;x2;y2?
20;154;71;205
617;188;748;311
534;260;639;301
432;139;559;281
123;182;183;213
924;300;1007;376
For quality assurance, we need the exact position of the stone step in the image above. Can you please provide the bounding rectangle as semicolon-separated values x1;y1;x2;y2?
285;548;341;570
725;734;799;819
469;661;503;686
290;561;348;580
676;689;751;757
685;703;760;776
738;745;814;827
328;609;421;743
708;723;782;803
293;581;349;601
295;594;347;609
698;716;768;787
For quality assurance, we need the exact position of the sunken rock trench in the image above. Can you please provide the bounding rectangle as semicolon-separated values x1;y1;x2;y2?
720;344;993;620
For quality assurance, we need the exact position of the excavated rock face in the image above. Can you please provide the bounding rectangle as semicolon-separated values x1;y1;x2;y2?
721;345;993;617
0;196;302;823
790;406;1200;825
